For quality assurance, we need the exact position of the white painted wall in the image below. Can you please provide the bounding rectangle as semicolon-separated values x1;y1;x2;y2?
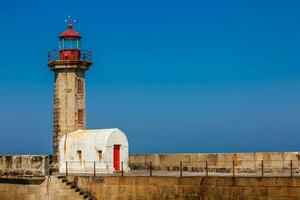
59;128;129;174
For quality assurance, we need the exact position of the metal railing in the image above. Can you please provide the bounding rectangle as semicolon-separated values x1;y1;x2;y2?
60;161;129;177
47;49;92;63
80;50;92;62
48;49;59;63
59;160;300;178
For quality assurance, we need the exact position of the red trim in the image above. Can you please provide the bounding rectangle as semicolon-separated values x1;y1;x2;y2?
60;50;80;61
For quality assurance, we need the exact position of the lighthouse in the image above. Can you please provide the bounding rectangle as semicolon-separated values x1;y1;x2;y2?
48;17;92;162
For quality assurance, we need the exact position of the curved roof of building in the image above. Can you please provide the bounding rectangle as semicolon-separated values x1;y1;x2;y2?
60;128;128;147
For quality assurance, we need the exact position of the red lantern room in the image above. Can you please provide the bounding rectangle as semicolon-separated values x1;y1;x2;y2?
59;23;81;61
48;16;92;68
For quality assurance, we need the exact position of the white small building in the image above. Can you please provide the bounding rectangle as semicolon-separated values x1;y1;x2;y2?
59;129;129;174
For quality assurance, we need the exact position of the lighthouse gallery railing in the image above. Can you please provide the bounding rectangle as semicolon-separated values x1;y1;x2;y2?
48;49;92;63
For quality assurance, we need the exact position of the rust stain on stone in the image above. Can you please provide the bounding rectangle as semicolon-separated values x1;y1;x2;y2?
64;134;68;159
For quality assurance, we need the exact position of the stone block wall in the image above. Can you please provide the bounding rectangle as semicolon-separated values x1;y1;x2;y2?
129;152;300;172
0;176;83;200
2;175;300;199
70;176;300;200
0;155;49;177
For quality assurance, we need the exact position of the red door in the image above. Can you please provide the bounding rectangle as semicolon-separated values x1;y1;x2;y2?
113;145;121;171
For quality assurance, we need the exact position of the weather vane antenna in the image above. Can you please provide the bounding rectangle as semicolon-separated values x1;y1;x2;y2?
64;15;77;29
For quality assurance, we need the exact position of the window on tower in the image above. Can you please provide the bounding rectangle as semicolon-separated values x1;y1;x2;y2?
78;109;84;124
77;79;84;93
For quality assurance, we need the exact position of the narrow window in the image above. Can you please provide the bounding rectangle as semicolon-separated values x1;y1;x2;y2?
77;150;82;162
78;109;84;124
98;150;103;161
77;79;84;93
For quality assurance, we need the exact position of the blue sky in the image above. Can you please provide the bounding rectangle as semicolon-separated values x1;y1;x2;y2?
0;0;300;154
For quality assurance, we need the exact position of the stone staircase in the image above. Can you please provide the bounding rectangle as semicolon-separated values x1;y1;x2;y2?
57;176;97;200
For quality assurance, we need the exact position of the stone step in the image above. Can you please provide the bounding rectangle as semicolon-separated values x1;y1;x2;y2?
52;176;85;200
57;175;66;179
82;191;94;199
66;181;73;185
62;179;68;183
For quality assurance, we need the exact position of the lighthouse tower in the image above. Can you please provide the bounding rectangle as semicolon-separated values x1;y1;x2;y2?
48;18;92;162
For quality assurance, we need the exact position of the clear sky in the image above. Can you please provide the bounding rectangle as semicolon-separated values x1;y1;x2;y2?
0;0;300;154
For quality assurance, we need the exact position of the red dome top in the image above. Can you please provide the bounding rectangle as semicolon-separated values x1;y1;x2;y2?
59;24;81;39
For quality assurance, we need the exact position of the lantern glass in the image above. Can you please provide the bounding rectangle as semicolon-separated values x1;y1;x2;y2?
60;38;80;50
